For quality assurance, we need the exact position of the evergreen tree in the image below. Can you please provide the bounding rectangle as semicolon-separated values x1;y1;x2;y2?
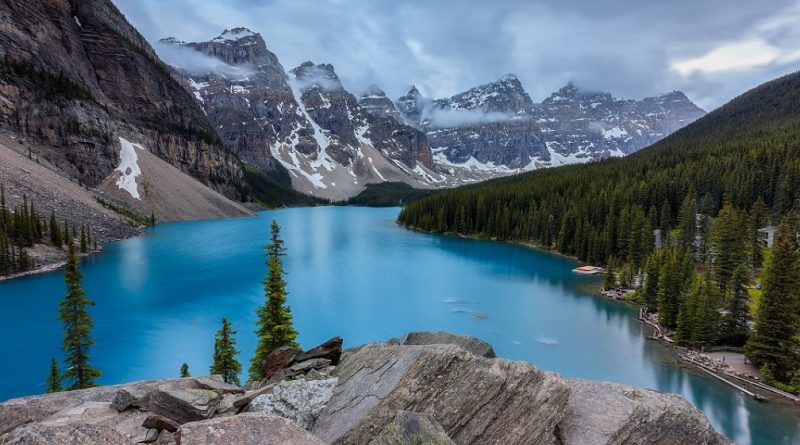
80;225;87;253
641;250;662;311
604;258;617;290
746;220;800;383
180;363;190;378
46;358;63;393
249;221;299;380
721;265;750;345
58;241;101;389
692;274;722;347
49;211;62;247
657;247;693;328
709;204;748;291
749;197;769;270
676;275;700;346
678;191;696;250
210;318;241;385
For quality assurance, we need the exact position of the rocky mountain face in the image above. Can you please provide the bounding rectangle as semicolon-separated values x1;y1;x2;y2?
157;26;704;197
398;76;706;174
0;332;731;445
166;30;439;200
0;0;243;199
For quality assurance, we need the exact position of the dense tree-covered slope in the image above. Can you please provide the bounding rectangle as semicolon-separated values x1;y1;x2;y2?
342;182;436;207
242;163;325;208
399;70;800;264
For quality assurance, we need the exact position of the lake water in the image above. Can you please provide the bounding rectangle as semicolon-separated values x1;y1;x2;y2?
0;207;797;444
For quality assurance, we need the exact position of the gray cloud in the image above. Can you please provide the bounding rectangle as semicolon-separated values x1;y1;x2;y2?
154;41;254;78
113;0;800;110
293;65;343;93
423;108;518;128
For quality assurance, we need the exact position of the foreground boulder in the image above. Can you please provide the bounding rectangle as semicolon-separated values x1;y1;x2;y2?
2;423;129;445
260;346;303;380
559;380;728;445
400;331;496;358
177;413;323;445
336;409;456;445
314;342;732;445
313;343;569;444
0;380;164;435
295;337;344;365
247;378;338;429
253;337;343;386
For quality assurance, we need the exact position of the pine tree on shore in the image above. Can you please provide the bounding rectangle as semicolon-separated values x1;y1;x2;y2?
80;225;87;253
749;198;769;270
49;211;62;247
745;220;800;383
691;274;722;347
210;318;241;385
46;358;63;393
180;363;190;378
676;275;700;346
709;204;748;292
720;265;750;345
641;250;663;311
657;247;693;328
604;257;617;290
249;221;299;381
58;241;101;390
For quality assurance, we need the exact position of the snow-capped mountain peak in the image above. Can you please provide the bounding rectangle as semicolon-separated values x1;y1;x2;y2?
437;74;533;114
213;27;258;42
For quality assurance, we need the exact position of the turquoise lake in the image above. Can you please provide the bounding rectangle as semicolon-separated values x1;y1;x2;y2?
0;207;797;444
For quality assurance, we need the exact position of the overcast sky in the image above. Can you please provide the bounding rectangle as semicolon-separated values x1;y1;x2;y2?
114;0;800;110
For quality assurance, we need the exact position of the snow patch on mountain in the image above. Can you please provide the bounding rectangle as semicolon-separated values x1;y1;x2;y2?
114;137;142;200
213;28;257;42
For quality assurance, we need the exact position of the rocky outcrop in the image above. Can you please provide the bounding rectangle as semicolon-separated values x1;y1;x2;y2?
0;333;732;445
313;343;570;444
0;0;243;198
248;378;338;430
295;336;344;365
399;331;496;358
177;413;324;445
2;423;130;445
559;380;728;445
335;409;456;445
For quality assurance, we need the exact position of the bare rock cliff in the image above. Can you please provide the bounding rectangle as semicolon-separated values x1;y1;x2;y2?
0;0;243;197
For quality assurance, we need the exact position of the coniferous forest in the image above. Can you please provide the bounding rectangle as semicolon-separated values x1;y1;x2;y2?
399;71;800;392
0;183;99;277
0;184;42;275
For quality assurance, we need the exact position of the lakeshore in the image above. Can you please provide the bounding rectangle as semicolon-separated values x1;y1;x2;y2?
599;286;800;406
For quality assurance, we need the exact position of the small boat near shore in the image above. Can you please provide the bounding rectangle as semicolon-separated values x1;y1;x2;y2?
572;265;604;275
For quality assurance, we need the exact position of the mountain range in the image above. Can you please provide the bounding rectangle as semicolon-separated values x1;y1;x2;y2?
163;27;705;199
0;0;704;226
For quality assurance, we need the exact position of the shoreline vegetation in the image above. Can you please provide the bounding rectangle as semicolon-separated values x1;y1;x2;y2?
408;225;800;406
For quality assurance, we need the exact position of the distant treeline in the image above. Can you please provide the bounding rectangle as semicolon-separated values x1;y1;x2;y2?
1;184;96;277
